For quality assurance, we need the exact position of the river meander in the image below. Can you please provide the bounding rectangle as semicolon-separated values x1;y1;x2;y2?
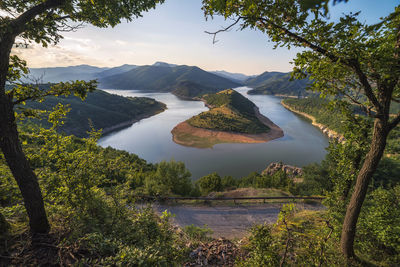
98;87;329;179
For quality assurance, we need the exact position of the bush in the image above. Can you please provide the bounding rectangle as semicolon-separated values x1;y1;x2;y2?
144;160;193;196
357;185;400;265
196;172;223;195
237;224;279;266
221;175;237;190
183;224;213;243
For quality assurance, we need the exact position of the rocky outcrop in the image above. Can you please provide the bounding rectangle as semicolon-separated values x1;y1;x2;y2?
262;162;303;177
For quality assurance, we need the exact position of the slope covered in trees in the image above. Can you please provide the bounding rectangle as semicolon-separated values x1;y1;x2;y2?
98;64;240;91
187;89;270;134
22;88;166;137
245;71;311;97
171;81;219;99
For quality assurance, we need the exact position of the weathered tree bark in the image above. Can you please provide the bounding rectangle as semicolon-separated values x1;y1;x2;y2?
0;34;50;234
340;118;389;258
0;96;50;234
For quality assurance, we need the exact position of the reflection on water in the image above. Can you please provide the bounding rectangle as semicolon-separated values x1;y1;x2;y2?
98;87;329;179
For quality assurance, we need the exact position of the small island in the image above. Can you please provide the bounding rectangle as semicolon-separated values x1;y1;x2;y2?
171;89;284;148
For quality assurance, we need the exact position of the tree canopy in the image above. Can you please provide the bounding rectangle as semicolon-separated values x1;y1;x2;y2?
0;0;163;234
202;0;400;260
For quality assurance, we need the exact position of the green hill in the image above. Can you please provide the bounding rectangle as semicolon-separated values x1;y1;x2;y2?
245;71;311;97
98;65;240;91
22;89;166;137
171;81;220;99
245;71;287;87
187;89;270;134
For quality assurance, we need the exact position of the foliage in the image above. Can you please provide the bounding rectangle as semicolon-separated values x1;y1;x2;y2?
237;171;296;194
0;110;188;265
20;87;166;137
183;224;213;243
221;175;237;190
239;206;346;266
237;224;279;266
295;162;331;196
187;89;270;134
144;160;193;197
196;172;223;195
356;186;400;265
202;0;400;257
283;97;347;133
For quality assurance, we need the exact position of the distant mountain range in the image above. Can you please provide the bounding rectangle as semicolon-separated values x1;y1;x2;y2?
27;64;137;83
98;64;240;91
244;71;311;97
26;62;311;97
211;70;254;83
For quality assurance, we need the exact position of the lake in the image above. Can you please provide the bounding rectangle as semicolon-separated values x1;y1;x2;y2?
98;87;329;179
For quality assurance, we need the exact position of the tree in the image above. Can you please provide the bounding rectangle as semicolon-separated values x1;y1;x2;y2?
196;172;222;195
0;0;163;234
202;0;400;259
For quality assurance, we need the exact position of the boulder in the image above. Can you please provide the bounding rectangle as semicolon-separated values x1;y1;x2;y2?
262;162;303;177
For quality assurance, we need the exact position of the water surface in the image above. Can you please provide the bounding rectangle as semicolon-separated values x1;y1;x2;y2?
98;87;329;179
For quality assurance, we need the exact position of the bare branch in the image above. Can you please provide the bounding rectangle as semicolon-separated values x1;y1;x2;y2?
205;17;242;44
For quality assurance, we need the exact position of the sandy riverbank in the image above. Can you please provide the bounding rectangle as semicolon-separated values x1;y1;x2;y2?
171;107;284;148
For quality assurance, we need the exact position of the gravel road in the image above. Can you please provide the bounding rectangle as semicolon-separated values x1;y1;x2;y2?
152;203;323;239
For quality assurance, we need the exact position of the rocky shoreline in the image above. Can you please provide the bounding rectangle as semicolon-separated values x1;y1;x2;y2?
281;100;345;143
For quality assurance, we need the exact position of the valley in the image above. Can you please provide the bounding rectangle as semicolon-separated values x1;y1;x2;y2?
98;87;329;179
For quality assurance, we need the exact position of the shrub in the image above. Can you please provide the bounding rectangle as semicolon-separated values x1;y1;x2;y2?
183;224;213;243
196;172;223;195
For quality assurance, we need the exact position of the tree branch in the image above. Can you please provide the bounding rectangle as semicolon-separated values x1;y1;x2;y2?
388;112;400;131
256;17;382;112
9;0;66;36
205;17;242;44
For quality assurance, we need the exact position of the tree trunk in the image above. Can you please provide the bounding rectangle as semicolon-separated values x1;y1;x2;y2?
340;118;389;258
0;94;50;234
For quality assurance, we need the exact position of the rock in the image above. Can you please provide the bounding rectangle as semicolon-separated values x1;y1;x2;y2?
262;162;303;177
184;238;246;266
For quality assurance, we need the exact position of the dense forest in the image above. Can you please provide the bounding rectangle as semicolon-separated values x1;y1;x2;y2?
22;88;166;137
98;64;239;91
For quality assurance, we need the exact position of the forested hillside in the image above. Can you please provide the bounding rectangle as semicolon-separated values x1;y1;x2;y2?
187;89;270;134
98;64;240;91
246;72;311;97
23;89;166;137
171;81;218;99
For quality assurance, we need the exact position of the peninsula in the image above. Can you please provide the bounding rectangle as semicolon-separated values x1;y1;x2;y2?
171;89;283;148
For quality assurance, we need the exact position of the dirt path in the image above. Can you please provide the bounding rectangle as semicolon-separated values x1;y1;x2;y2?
153;203;323;239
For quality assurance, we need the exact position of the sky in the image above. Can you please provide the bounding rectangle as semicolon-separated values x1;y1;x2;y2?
10;0;399;75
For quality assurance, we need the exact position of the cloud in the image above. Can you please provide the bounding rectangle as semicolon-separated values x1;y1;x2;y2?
11;38;104;68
